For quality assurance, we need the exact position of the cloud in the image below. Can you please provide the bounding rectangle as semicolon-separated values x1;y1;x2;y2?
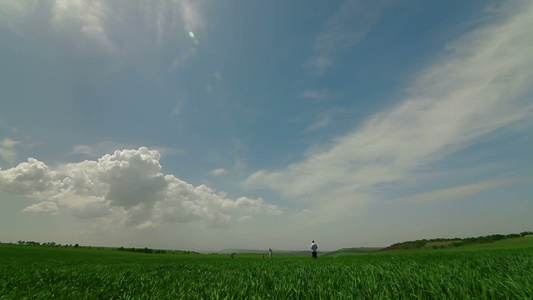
305;107;353;132
0;138;19;164
394;179;522;204
154;178;282;226
1;0;205;62
70;143;184;159
306;115;332;133
22;201;59;215
0;138;18;149
210;168;228;176
171;100;184;117
0;147;282;228
70;142;135;158
71;145;102;158
172;46;197;68
300;89;334;101
0;158;62;198
238;216;251;222
66;196;112;219
245;2;533;210
306;0;386;74
51;0;116;53
136;221;156;230
97;148;168;209
0;1;48;36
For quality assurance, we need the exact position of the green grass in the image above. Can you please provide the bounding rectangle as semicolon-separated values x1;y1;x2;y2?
1;242;532;299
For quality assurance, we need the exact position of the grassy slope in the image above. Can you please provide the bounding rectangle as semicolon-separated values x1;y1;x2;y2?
322;236;533;257
376;235;533;255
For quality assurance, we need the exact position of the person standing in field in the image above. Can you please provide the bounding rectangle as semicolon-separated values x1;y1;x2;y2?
269;248;273;259
311;241;318;259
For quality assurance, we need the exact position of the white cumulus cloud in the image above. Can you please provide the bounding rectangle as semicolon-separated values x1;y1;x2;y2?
0;158;62;198
0;147;282;229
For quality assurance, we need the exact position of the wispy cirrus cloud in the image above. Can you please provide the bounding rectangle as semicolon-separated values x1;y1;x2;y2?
0;138;19;164
51;0;116;53
393;179;523;204
70;142;135;158
305;107;354;132
306;0;386;74
299;89;335;101
245;2;533;215
1;0;205;61
210;168;228;176
70;143;184;160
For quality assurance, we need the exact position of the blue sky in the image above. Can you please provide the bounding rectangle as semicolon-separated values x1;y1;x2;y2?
0;0;532;251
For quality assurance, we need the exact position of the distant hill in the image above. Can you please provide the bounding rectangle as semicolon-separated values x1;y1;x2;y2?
381;231;533;251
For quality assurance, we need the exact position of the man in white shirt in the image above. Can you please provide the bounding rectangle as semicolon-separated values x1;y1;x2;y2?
311;241;318;259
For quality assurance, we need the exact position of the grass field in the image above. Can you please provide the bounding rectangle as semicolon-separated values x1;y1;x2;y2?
1;238;532;299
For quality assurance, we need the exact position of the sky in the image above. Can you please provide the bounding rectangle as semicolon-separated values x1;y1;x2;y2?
0;0;532;252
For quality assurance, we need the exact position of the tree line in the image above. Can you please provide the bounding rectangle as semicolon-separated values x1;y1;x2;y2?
5;241;197;254
116;247;198;254
13;241;80;248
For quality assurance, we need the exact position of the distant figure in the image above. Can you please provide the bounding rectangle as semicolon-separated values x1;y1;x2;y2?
230;252;236;259
269;248;273;259
261;254;265;258
311;240;318;259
